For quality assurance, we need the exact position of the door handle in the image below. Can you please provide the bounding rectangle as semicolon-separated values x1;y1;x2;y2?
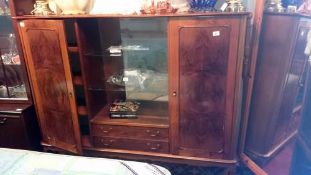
172;91;177;97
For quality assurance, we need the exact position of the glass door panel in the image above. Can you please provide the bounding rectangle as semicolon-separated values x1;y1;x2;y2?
80;18;168;125
0;1;28;100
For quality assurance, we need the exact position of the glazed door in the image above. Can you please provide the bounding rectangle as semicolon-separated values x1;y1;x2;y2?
169;17;246;159
18;20;82;153
290;58;311;174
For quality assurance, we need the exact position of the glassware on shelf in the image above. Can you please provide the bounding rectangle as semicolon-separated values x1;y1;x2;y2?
31;0;54;15
0;85;8;98
265;0;285;12
0;0;10;15
189;0;218;12
225;0;245;12
141;0;178;14
1;33;20;65
106;68;168;101
0;33;27;99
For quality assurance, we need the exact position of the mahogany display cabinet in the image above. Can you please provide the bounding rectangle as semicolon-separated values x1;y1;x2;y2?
14;12;248;172
10;0;311;174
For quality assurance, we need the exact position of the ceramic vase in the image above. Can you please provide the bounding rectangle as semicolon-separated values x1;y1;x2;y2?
55;0;90;14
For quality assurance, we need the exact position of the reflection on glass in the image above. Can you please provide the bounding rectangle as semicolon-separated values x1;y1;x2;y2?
95;18;168;118
0;12;27;100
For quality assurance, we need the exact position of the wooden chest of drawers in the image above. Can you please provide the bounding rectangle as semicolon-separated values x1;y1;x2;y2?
91;124;169;153
92;124;169;141
93;136;169;153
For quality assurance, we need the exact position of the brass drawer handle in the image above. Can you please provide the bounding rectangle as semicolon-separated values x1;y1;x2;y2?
146;130;160;137
100;126;113;134
0;118;7;124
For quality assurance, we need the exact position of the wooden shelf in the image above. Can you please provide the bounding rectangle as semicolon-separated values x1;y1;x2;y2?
91;105;169;128
13;12;250;19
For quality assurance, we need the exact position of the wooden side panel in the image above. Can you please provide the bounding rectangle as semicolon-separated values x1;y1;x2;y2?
245;14;300;158
18;20;81;153
273;24;309;147
169;17;245;159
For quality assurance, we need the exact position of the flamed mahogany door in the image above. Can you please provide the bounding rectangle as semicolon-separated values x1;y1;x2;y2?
18;20;82;153
169;17;245;159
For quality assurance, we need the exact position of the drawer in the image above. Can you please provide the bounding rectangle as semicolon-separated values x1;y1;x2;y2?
93;136;169;153
0;114;27;148
91;124;169;141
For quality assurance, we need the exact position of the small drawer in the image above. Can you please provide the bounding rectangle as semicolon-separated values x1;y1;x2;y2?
93;136;169;153
91;124;169;141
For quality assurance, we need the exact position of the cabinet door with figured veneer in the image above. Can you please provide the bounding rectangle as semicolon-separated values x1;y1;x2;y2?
18;20;82;154
169;17;246;160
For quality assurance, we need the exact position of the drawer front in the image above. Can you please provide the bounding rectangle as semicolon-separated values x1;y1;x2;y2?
93;136;169;153
91;124;169;141
0;114;27;148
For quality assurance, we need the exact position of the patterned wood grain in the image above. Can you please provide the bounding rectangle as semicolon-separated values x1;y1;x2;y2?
178;26;229;158
19;20;82;153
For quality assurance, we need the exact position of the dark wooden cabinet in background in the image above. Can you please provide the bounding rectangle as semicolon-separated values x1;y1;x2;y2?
0;1;39;151
0;104;40;150
245;13;310;165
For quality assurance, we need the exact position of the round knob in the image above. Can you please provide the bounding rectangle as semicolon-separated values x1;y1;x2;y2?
172;91;177;97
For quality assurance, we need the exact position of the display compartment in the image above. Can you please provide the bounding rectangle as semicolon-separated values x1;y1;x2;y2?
0;11;28;100
77;18;169;128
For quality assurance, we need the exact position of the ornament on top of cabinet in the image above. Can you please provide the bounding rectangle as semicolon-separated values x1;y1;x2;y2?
298;0;311;13
31;0;54;15
171;0;190;12
54;0;91;15
224;0;245;12
90;0;141;15
0;0;10;15
189;0;218;12
141;0;178;14
48;0;61;15
265;0;285;12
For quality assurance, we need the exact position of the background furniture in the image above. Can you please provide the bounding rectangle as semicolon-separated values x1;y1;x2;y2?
0;0;40;150
0;104;40;150
290;55;311;175
245;13;311;166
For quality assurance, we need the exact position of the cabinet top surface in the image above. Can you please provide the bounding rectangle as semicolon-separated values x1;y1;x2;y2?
0;103;32;113
264;12;311;19
12;12;250;20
